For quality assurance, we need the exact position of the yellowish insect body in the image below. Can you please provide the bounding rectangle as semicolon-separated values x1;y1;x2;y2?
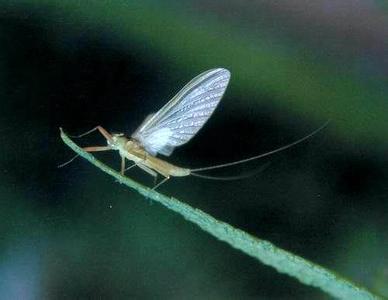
109;133;190;178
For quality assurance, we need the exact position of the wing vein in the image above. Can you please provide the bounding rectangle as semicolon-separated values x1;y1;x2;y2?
131;68;231;156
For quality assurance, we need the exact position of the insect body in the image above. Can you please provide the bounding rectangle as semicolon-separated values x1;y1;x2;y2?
66;68;328;188
109;132;190;178
72;68;230;188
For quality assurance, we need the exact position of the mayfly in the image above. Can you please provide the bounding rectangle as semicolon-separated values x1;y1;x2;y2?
62;68;328;189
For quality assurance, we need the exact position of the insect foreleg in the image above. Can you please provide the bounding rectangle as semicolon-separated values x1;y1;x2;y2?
58;145;111;168
70;126;113;143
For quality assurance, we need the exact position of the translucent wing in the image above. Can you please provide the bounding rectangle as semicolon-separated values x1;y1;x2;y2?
132;68;231;156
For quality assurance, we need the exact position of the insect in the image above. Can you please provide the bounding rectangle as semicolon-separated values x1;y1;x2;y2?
63;68;328;189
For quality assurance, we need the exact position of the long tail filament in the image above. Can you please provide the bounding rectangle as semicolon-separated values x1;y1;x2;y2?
191;120;330;173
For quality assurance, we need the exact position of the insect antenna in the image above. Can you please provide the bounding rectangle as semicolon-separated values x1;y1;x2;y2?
191;162;270;181
191;120;330;172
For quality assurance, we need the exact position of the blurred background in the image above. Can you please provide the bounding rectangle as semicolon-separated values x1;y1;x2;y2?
0;1;387;299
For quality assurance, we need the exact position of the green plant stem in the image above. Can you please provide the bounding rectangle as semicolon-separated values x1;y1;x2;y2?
60;129;382;300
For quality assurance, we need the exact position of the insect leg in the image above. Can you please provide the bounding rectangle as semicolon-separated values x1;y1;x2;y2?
136;163;158;178
152;176;170;190
58;146;111;168
83;146;112;152
132;163;170;189
57;154;80;168
70;126;113;143
121;156;126;175
154;174;158;186
68;126;99;138
124;163;137;172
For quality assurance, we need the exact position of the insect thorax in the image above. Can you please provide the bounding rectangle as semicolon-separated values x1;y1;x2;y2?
108;133;128;150
108;134;145;161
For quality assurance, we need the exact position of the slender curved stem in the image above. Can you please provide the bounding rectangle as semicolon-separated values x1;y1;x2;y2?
60;128;382;300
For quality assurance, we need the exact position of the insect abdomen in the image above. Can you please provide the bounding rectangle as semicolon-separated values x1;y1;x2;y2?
145;155;190;177
168;166;191;177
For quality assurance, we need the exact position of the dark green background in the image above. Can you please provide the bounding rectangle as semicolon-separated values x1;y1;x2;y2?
0;1;387;299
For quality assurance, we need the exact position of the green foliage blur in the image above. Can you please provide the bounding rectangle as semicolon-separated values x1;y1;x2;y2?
0;1;387;299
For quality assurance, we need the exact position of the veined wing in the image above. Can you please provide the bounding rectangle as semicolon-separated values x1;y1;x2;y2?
132;68;231;156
